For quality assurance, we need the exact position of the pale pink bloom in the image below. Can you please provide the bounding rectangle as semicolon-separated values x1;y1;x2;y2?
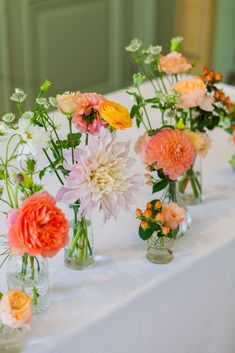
57;91;81;115
162;202;186;229
172;78;206;109
134;132;150;162
159;52;192;75
0;290;32;329
185;130;212;158
72;92;107;135
145;128;195;180
56;129;142;221
199;95;214;112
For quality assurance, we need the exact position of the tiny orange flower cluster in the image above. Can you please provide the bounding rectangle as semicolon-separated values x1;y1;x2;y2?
200;66;222;86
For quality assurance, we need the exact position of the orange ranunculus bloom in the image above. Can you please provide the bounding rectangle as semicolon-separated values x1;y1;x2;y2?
0;290;32;329
100;100;132;129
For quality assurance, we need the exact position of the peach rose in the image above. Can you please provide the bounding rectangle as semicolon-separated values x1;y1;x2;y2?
185;130;212;158
100;100;132;129
8;192;69;257
56;91;81;115
0;290;32;329
134;132;150;162
159;52;192;75
162;202;186;229
172;79;206;109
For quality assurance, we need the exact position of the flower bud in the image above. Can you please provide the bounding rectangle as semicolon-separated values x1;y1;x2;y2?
146;202;152;210
162;226;170;235
140;221;149;230
156;212;164;223
135;208;142;217
144;209;152;218
155;200;162;209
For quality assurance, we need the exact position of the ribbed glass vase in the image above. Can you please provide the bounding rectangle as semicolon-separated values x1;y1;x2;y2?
64;204;94;270
7;255;49;314
147;232;174;264
0;326;25;353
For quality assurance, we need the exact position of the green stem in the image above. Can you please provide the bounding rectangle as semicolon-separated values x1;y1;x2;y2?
21;254;28;278
43;148;64;185
136;86;152;131
30;256;35;280
67;226;83;257
68;116;75;164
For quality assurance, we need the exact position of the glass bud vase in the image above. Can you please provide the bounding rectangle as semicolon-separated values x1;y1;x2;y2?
147;232;174;264
161;180;191;238
0;326;25;353
64;204;94;270
178;157;202;205
7;255;50;315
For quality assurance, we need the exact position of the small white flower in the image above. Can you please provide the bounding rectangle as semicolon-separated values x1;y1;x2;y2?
2;113;16;123
36;98;50;110
146;45;162;55
144;55;155;64
10;88;27;102
21;111;34;120
18;118;50;158
125;38;142;52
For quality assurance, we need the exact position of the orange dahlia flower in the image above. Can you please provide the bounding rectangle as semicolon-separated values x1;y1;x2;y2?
145;128;195;180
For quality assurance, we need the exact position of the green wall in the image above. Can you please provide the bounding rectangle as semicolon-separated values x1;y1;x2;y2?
213;0;235;82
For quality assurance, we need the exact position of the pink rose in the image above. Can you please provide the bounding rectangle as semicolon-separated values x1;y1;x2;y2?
57;91;81;115
162;202;186;229
159;52;192;75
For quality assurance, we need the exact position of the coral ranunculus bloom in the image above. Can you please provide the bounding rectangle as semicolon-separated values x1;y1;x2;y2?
0;290;32;329
7;192;69;257
145;128;195;180
172;78;206;109
162;202;186;229
100;100;132;129
159;51;192;75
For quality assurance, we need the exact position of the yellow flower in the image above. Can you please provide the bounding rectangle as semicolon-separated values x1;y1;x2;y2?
185;130;212;158
100;101;132;129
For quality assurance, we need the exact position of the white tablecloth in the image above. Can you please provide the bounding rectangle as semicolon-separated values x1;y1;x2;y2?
0;81;235;353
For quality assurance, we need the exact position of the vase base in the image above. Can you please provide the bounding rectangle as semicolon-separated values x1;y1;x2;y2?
0;327;25;353
64;249;94;270
146;250;174;264
179;192;202;206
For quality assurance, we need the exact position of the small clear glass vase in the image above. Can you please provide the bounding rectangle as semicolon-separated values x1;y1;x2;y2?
147;232;174;264
178;157;202;205
0;326;25;353
7;255;50;315
64;204;94;270
161;180;191;238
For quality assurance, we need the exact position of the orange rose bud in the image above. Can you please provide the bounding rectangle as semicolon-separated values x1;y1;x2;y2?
146;202;152;210
203;66;209;74
135;208;142;217
206;73;213;81
155;200;162;209
214;72;222;81
144;209;152;218
226;103;234;111
156;212;164;222
141;221;149;230
162;226;170;235
214;91;220;99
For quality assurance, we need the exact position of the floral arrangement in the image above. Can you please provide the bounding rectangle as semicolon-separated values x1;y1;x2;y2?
0;290;32;330
125;37;233;204
1;82;138;273
0;290;32;352
135;199;185;263
221;96;235;171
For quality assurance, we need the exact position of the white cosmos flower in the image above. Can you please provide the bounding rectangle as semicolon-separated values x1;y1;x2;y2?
18;118;50;158
0;122;8;142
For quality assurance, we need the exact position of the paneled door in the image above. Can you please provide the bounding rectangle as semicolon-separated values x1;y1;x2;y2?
0;0;157;114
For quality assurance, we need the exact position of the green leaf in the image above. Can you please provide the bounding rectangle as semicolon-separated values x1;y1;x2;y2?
139;223;155;241
157;169;166;179
152;178;169;193
40;80;52;93
130;105;138;119
67;132;82;148
39;167;49;180
26;159;36;173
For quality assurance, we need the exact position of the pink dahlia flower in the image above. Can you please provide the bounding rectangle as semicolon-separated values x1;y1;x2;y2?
145;128;195;180
72;92;107;135
7;192;69;257
56;129;142;221
159;52;192;75
162;202;186;229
